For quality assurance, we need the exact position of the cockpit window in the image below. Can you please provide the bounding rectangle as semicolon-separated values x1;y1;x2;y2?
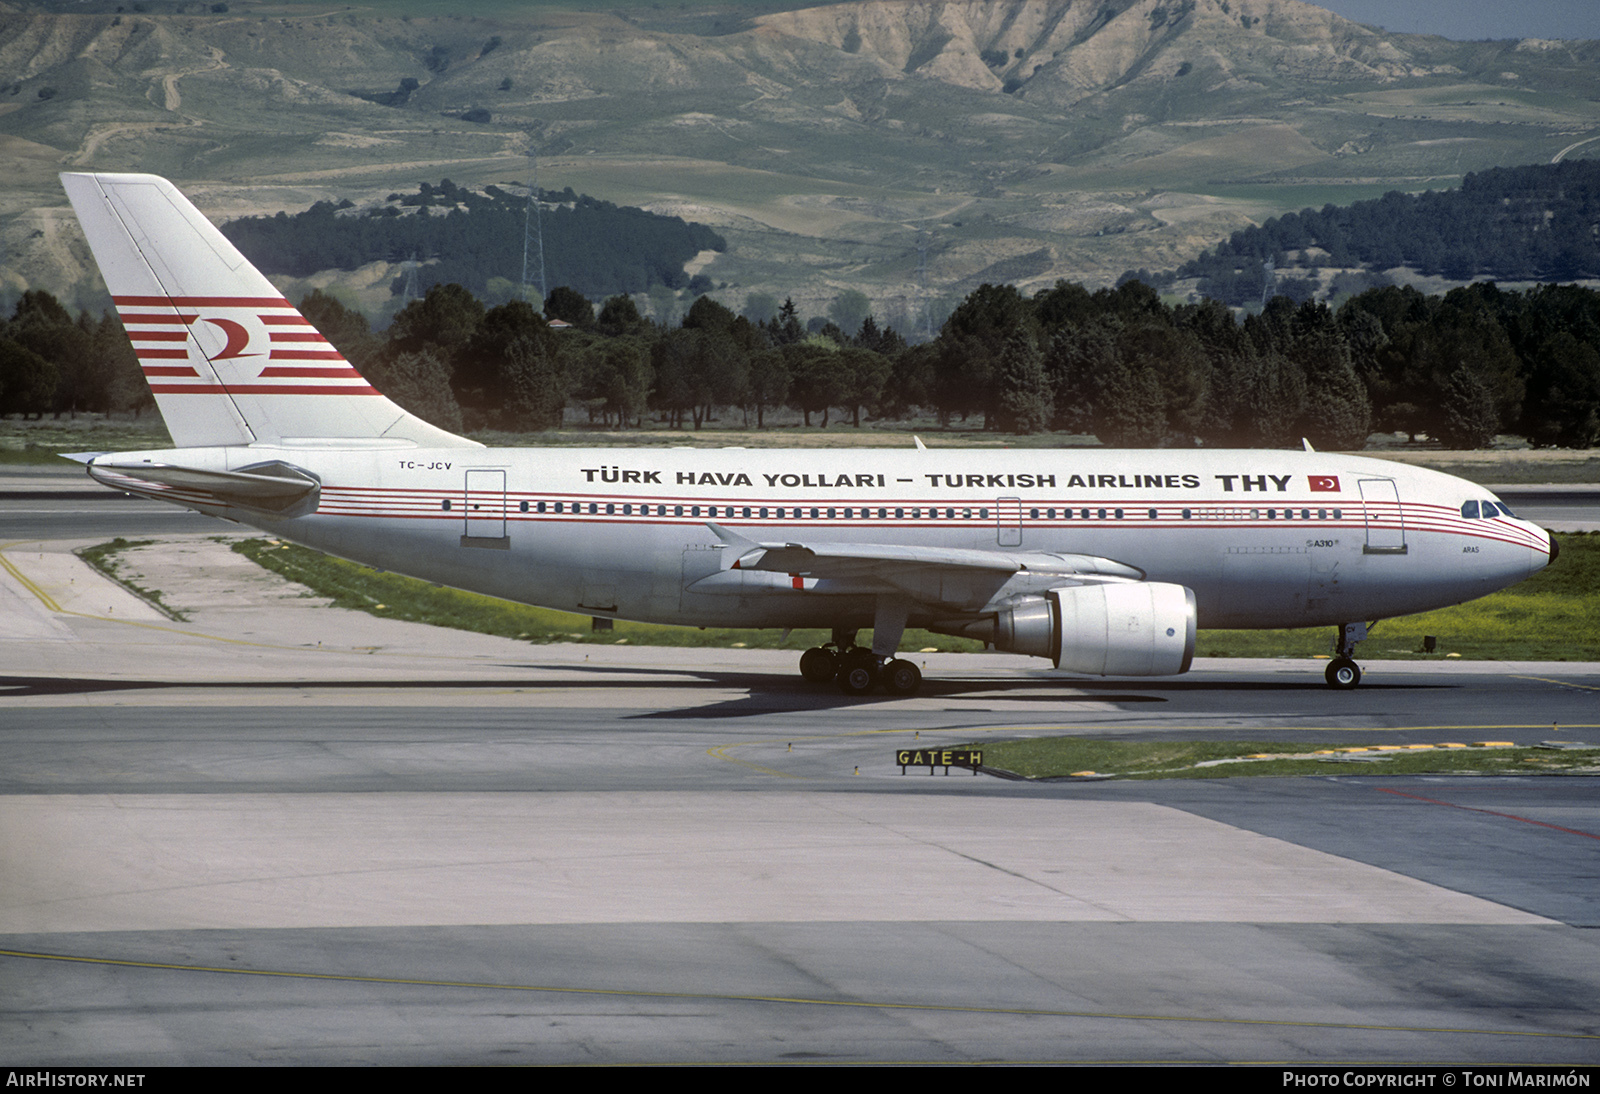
1460;500;1479;519
1491;501;1516;518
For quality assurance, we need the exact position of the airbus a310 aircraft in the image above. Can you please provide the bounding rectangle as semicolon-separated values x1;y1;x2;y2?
61;172;1556;694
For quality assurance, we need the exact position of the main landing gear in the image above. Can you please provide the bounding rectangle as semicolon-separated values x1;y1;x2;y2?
1326;621;1369;689
799;624;922;697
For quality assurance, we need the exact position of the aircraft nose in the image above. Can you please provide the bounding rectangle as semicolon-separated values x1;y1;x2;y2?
1529;526;1558;578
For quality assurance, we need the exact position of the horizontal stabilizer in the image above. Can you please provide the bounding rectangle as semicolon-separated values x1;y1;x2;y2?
88;458;321;517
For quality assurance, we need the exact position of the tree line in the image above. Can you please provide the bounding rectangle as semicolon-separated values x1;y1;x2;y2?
4;276;1598;450
293;275;1600;450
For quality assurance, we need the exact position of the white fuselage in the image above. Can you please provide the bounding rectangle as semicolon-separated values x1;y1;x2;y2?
92;444;1553;636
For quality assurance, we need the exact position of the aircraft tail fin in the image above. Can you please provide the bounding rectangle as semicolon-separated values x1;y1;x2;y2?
61;172;478;450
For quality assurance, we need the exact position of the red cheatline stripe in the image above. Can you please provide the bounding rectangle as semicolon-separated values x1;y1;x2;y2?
268;349;344;361
268;332;330;343
135;349;190;360
150;383;381;395
119;313;198;325
1378;788;1600;841
258;366;364;378
129;330;189;342
140;365;201;377
259;315;313;325
113;295;291;308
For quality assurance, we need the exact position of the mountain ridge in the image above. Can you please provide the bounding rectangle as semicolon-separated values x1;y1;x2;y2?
2;0;1597;320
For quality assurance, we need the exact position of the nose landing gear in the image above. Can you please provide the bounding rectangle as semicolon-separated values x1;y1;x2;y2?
1326;622;1369;689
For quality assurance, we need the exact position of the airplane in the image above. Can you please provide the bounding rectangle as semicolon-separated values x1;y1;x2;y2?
59;171;1557;695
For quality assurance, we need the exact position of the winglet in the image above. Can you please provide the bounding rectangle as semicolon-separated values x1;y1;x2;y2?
704;521;768;569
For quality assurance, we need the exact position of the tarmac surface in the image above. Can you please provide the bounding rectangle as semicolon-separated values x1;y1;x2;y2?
1;505;1598;1064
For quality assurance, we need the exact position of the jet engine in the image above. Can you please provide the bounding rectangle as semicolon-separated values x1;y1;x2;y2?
992;582;1197;676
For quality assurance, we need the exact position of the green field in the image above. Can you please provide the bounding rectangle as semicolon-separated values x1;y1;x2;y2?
229;537;982;652
210;533;1598;662
1198;532;1596;662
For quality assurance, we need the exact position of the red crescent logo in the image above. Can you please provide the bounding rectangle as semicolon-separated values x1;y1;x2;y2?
204;318;256;360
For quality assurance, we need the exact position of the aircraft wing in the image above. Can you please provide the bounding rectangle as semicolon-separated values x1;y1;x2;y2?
707;521;1143;581
698;522;1144;609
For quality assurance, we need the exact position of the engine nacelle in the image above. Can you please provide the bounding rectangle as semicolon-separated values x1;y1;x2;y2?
992;582;1197;676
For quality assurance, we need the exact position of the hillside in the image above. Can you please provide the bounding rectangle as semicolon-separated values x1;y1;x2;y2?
2;0;1598;321
219;178;727;303
1166;160;1600;304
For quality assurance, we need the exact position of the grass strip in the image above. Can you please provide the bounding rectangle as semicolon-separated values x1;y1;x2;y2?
228;538;981;651
230;534;1596;660
970;738;1600;781
1194;533;1596;661
75;537;187;621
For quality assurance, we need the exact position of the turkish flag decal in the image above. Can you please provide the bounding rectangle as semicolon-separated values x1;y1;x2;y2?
1308;475;1340;492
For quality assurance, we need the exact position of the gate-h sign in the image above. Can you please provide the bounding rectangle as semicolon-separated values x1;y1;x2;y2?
896;748;983;775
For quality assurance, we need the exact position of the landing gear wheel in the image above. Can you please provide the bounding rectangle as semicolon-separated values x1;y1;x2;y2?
799;647;837;683
837;650;879;695
881;658;922;697
1325;658;1361;690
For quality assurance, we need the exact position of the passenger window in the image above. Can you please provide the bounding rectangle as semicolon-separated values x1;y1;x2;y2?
1114;508;1123;520
1097;508;1107;520
1181;508;1191;520
1030;508;1039;520
674;505;683;517
442;499;451;511
1148;508;1157;520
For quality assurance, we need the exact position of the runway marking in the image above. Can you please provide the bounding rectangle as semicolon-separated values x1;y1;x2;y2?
1377;788;1600;842
1514;675;1600;693
0;541;280;648
0;543;64;611
705;742;804;778
4;948;1594;1044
